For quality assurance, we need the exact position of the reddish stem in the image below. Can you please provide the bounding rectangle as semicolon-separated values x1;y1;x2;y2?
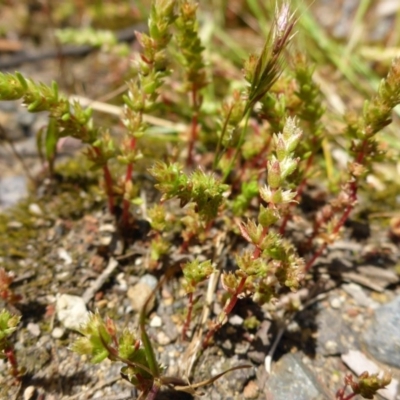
252;226;268;259
336;387;356;400
180;220;213;253
4;346;20;380
93;146;115;215
182;291;194;341
202;276;247;347
180;232;194;253
186;88;199;167
304;185;357;272
122;136;137;226
304;140;368;272
146;382;161;400
342;394;356;400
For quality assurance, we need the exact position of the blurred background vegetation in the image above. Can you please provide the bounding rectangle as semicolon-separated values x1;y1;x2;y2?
0;0;399;184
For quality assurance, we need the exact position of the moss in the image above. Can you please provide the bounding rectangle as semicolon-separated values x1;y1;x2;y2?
0;156;103;266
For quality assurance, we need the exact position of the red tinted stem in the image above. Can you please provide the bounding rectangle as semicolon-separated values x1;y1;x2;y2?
4;346;20;380
186;89;199;167
182;291;194;341
93;146;114;215
203;276;247;347
305;141;367;271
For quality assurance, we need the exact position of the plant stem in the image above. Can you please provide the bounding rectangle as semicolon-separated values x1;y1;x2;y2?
235;122;271;185
146;383;161;400
182;291;194;341
186;88;200;167
92;146;115;214
253;226;268;259
213;103;233;170
223;110;251;182
122;136;137;226
4;346;20;380
202;276;247;347
304;141;367;271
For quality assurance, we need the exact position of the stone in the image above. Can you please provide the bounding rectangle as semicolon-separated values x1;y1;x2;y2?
243;380;259;399
266;353;330;400
229;314;244;326
315;305;351;356
28;203;43;216
156;331;171;345
127;274;158;314
363;295;400;368
212;355;254;396
0;175;27;210
149;315;162;328
51;327;65;339
341;283;379;308
56;294;89;331
57;248;73;265
27;322;40;337
329;297;342;309
23;386;36;400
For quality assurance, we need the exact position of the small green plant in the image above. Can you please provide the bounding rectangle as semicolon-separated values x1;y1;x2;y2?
0;268;22;305
336;371;392;400
0;309;22;381
72;275;249;399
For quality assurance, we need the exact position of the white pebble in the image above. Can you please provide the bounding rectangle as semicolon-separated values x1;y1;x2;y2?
23;386;36;400
56;294;89;331
28;203;42;216
27;322;41;337
52;327;65;339
150;315;162;328
330;297;342;309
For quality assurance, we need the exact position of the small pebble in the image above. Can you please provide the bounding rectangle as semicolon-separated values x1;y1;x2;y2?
58;248;72;265
7;221;23;229
222;339;233;351
150;315;163;328
324;340;338;353
342;283;378;308
23;386;36;400
243;380;259;399
56;271;71;282
127;274;158;314
99;223;116;233
235;341;250;355
140;274;158;289
156;331;171;345
27;322;41;337
99;233;113;246
128;282;154;314
56;294;89;331
52;327;65;339
116;272;127;291
229;314;244;326
28;203;43;216
330;297;342;309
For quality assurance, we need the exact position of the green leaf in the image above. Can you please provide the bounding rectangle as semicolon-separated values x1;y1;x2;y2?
45;117;59;163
